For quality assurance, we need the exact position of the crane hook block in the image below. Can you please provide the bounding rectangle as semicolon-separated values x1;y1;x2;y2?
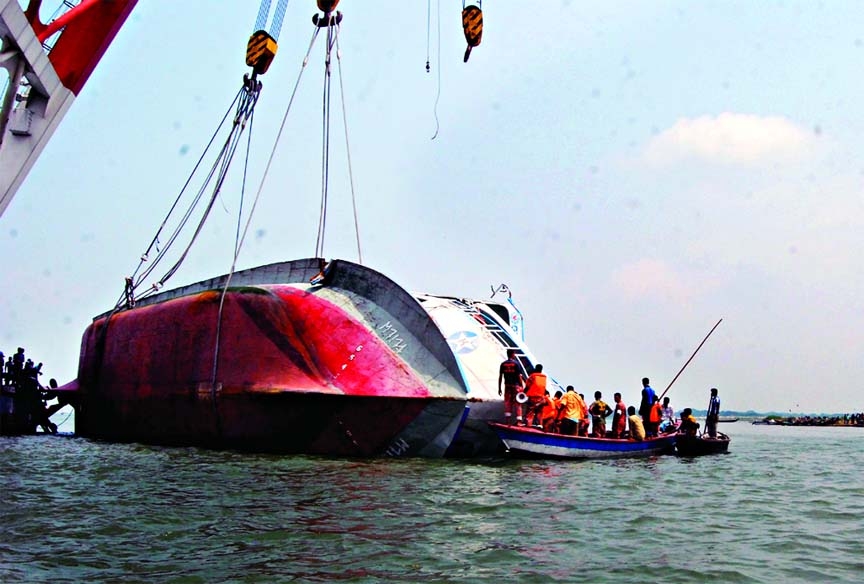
246;30;278;75
312;11;343;27
462;5;483;63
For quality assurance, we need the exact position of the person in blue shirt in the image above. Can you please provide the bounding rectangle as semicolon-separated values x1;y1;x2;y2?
706;387;721;438
639;377;657;436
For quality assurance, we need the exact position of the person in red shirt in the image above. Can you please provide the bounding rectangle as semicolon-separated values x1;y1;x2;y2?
611;392;628;438
522;364;548;427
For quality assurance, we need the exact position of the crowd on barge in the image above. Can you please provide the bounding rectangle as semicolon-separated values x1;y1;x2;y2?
0;347;59;433
498;350;716;440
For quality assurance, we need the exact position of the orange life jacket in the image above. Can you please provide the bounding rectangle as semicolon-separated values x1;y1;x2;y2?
541;396;557;421
524;373;547;398
649;401;662;423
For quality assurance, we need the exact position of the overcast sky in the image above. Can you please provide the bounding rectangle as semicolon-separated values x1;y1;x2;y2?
3;1;864;414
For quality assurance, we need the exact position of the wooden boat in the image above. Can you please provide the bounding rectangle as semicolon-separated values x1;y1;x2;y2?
718;417;738;423
488;422;676;460
674;432;730;456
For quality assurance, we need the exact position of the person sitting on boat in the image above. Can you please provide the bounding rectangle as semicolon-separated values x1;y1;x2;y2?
522;364;548;428
610;392;627;438
661;396;675;424
540;390;561;433
627;406;646;441
498;349;525;426
706;387;721;438
556;385;586;436
588;391;613;438
658;396;678;433
679;408;700;436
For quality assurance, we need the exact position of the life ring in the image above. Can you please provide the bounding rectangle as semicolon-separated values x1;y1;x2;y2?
515;392;528;404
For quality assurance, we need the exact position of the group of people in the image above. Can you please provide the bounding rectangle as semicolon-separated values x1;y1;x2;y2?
498;350;720;441
1;347;44;388
0;347;58;434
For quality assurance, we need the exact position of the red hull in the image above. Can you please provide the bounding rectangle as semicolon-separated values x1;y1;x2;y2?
78;391;453;456
76;261;470;456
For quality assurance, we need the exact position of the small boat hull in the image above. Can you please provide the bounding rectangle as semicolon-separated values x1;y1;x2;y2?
488;423;676;459
675;433;730;456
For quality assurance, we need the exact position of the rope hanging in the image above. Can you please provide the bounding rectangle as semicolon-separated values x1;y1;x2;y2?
334;28;363;264
116;76;261;309
311;5;362;264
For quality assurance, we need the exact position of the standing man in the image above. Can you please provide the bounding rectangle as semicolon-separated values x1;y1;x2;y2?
498;349;525;425
557;386;586;436
11;347;25;386
639;377;657;435
706;387;721;438
523;364;548;427
588;391;612;438
611;392;628;438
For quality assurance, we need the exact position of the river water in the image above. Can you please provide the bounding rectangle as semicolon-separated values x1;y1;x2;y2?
1;420;862;583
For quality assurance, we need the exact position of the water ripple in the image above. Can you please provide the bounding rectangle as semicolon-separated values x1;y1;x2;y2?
1;424;863;582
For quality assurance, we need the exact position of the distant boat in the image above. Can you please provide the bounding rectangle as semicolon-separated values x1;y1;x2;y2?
675;432;730;456
488;423;676;460
718;417;738;423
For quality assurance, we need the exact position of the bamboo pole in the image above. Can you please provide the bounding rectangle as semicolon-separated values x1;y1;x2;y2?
659;318;723;400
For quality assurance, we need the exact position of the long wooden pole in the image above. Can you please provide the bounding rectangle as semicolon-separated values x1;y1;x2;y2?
659;318;723;400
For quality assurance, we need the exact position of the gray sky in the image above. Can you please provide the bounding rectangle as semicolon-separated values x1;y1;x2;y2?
3;1;863;414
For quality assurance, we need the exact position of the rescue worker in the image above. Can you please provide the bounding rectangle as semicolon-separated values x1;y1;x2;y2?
497;349;525;425
522;364;548;428
556;386;586;436
540;390;561;433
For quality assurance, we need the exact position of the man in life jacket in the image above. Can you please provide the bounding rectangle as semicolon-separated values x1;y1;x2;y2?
498;349;525;425
540;390;561;433
557;385;587;436
522;364;548;428
648;395;663;436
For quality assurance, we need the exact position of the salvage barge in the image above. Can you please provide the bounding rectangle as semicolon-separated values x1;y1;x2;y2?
73;258;540;457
